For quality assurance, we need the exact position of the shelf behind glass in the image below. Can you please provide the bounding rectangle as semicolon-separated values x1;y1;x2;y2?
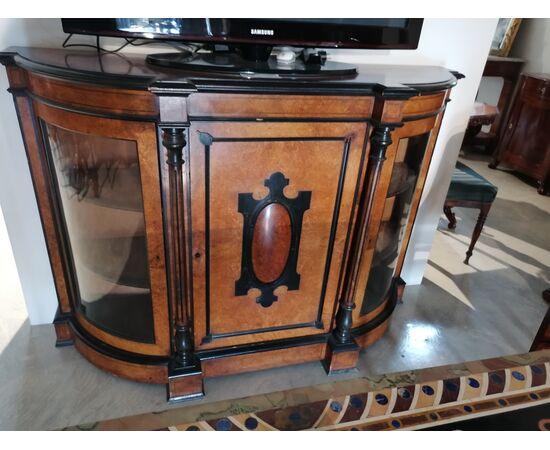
360;132;431;316
43;122;155;343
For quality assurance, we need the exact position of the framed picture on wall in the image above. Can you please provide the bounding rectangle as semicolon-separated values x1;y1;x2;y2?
490;18;522;57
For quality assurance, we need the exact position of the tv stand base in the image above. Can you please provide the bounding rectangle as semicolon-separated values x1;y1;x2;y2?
146;51;357;79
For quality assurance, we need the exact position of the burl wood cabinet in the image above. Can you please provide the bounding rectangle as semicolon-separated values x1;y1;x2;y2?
1;47;460;401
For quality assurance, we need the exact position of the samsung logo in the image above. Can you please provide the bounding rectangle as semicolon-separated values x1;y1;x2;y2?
250;28;274;36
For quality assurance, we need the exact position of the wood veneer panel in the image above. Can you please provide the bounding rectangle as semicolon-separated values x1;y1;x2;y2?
355;319;390;348
27;72;158;118
189;121;368;349
402;92;446;118
6;65;27;88
74;335;167;384
251;203;292;283
201;343;326;377
324;346;360;373
188;94;374;118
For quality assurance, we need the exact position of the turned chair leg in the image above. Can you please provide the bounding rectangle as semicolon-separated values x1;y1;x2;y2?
464;203;491;264
443;205;457;230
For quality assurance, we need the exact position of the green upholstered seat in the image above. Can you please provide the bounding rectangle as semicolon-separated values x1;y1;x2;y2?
446;161;498;203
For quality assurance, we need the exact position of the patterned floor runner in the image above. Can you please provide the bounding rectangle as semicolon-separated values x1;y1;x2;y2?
65;350;550;431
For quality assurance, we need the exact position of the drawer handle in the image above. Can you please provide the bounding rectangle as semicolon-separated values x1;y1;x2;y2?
538;86;547;96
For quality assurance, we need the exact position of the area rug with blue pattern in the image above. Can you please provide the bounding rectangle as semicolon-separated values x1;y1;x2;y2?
65;350;550;431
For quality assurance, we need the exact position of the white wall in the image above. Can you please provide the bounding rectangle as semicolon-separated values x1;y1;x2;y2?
332;19;498;285
511;18;550;73
0;19;497;324
401;19;498;285
0;19;66;325
0;19;174;325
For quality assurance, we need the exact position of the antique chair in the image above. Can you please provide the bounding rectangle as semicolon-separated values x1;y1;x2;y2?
443;161;498;264
463;102;499;152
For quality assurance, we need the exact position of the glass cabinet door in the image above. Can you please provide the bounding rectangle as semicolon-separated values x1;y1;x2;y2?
42;123;155;343
360;132;431;316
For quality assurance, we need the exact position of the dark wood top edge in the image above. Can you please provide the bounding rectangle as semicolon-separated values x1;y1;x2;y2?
1;47;460;97
13;53;156;90
0;50;17;66
487;55;525;63
401;70;460;94
521;72;550;82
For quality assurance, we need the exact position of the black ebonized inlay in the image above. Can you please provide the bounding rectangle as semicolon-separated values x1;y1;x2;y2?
235;172;311;307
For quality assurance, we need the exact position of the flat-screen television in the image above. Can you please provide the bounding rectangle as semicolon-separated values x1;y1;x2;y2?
62;18;423;50
61;19;424;77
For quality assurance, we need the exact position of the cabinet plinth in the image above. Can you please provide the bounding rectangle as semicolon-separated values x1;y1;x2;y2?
1;47;459;401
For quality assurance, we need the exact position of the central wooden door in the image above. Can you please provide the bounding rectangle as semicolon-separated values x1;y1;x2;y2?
188;121;369;349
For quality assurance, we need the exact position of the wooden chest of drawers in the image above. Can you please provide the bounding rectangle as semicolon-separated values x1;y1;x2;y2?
490;73;550;194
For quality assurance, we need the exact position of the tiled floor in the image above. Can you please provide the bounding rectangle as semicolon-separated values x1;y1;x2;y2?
0;152;549;430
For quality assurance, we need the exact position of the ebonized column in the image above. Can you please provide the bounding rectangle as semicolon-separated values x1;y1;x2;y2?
325;124;396;372
161;126;204;401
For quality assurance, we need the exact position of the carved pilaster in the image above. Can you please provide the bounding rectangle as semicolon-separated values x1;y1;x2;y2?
162;127;192;363
325;124;397;373
161;125;204;401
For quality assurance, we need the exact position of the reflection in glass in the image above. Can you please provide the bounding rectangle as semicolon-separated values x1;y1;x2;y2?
361;132;431;316
44;123;154;342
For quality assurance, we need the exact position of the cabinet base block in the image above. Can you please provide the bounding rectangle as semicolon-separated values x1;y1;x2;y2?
323;335;360;374
54;321;74;347
167;362;204;403
53;309;74;347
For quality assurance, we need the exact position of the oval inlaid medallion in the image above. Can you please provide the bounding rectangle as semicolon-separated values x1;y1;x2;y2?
251;203;292;283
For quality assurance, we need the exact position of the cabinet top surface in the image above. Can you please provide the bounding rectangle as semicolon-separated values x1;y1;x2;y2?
1;47;459;97
522;72;550;82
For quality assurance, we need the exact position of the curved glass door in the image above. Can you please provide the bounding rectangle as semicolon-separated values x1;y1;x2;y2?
43;122;155;343
360;132;431;316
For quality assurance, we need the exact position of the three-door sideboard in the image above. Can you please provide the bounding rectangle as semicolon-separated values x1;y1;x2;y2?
1;47;461;401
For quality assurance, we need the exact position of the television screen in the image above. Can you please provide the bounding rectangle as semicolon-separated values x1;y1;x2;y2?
62;18;423;50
